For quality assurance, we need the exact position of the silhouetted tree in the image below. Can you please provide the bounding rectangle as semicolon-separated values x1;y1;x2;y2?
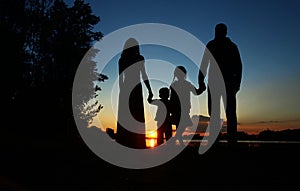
72;47;108;129
258;129;300;141
22;0;102;88
1;0;27;105
2;0;105;138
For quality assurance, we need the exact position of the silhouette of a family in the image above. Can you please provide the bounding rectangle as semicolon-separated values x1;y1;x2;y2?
116;23;242;149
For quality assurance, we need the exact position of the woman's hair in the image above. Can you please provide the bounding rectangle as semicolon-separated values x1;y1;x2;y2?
121;38;140;57
172;66;187;82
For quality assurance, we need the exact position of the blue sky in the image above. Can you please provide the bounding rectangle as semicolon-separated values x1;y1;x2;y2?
68;0;300;133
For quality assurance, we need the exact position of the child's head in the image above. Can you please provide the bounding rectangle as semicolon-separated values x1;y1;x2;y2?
159;87;170;99
174;66;187;80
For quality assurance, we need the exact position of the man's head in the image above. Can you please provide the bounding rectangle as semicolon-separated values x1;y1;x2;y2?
215;23;227;38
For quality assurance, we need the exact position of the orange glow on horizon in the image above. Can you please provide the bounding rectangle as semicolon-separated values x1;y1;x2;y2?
92;112;300;137
148;139;155;148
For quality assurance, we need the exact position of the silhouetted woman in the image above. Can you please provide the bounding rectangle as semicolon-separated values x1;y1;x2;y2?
116;38;153;149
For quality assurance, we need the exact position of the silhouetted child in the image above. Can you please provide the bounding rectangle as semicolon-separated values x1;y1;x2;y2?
170;66;206;146
148;87;172;146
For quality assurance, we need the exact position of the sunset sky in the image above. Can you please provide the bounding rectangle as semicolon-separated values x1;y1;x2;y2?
68;0;300;134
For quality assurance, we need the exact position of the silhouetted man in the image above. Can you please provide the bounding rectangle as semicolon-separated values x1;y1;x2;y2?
198;23;242;146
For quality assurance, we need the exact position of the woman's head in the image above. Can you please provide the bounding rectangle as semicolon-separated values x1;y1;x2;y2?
174;66;187;80
122;38;140;56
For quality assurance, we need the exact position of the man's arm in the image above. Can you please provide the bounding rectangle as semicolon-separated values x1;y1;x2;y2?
118;60;124;90
140;59;153;97
198;46;210;87
190;82;206;96
233;44;242;92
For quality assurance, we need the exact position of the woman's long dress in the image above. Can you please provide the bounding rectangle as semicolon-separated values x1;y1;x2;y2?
116;54;146;149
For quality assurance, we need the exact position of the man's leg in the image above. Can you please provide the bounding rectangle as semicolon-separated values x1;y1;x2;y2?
207;87;222;146
208;87;212;116
226;92;238;146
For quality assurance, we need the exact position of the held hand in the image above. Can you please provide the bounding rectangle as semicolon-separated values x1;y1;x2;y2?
147;93;153;103
148;89;153;97
197;82;206;95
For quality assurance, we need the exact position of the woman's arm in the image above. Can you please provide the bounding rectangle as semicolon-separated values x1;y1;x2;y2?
140;59;153;96
198;46;210;87
118;60;124;90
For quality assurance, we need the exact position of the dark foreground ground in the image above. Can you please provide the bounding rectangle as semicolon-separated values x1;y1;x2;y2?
1;136;300;191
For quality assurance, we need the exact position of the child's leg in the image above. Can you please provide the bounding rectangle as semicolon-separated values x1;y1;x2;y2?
157;123;164;146
175;125;184;146
165;123;173;142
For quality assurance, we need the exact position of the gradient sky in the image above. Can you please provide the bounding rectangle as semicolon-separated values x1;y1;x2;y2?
68;0;300;134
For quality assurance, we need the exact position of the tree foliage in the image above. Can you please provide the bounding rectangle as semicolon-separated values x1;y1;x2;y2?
1;0;107;136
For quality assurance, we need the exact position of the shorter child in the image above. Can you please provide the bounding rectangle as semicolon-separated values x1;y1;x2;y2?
148;87;173;146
